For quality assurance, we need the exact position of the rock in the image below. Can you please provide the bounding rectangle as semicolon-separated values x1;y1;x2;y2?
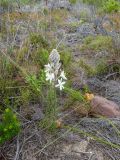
32;104;44;121
90;96;120;118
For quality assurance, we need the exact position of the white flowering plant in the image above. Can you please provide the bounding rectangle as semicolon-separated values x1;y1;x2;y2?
39;49;67;131
44;49;67;91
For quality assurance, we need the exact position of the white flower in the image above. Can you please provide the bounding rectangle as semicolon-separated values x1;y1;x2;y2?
60;71;67;80
46;72;55;83
55;79;66;91
44;63;52;73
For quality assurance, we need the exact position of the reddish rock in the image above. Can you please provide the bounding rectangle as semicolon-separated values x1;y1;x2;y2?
90;96;120;118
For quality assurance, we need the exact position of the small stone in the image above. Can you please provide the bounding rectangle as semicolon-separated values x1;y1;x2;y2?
32;105;44;121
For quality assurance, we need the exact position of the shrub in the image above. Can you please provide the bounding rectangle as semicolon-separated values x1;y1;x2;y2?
82;0;120;13
20;0;30;5
103;0;120;13
29;33;49;49
0;108;20;145
69;0;77;4
26;74;42;93
0;0;16;13
79;59;96;76
64;87;85;102
82;0;103;6
36;49;49;68
51;9;68;24
95;60;108;75
60;50;71;68
0;0;10;8
81;35;113;52
0;0;30;7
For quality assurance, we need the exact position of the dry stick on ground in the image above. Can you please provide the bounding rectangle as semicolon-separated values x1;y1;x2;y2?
0;152;7;160
71;150;95;160
56;31;66;49
14;134;20;160
104;72;120;80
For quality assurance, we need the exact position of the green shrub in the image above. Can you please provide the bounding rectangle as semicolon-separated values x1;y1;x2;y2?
95;60;108;75
79;59;96;76
64;87;85;102
0;0;30;6
96;60;120;75
0;0;10;8
29;33;49;49
82;0;104;6
69;0;77;4
20;88;31;106
60;49;72;69
79;59;110;76
26;74;41;93
25;70;46;96
0;0;16;12
81;35;113;52
103;0;120;13
0;108;20;145
82;0;120;13
36;49;49;68
39;85;58;132
20;0;30;5
43;7;49;15
80;10;89;20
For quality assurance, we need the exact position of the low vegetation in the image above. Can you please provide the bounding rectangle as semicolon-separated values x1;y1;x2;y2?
80;35;113;52
0;108;20;144
82;0;120;13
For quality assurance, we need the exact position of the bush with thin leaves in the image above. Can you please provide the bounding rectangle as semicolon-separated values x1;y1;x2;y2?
0;108;20;145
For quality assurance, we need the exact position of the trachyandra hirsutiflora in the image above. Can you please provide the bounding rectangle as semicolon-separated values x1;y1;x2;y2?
44;49;67;91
